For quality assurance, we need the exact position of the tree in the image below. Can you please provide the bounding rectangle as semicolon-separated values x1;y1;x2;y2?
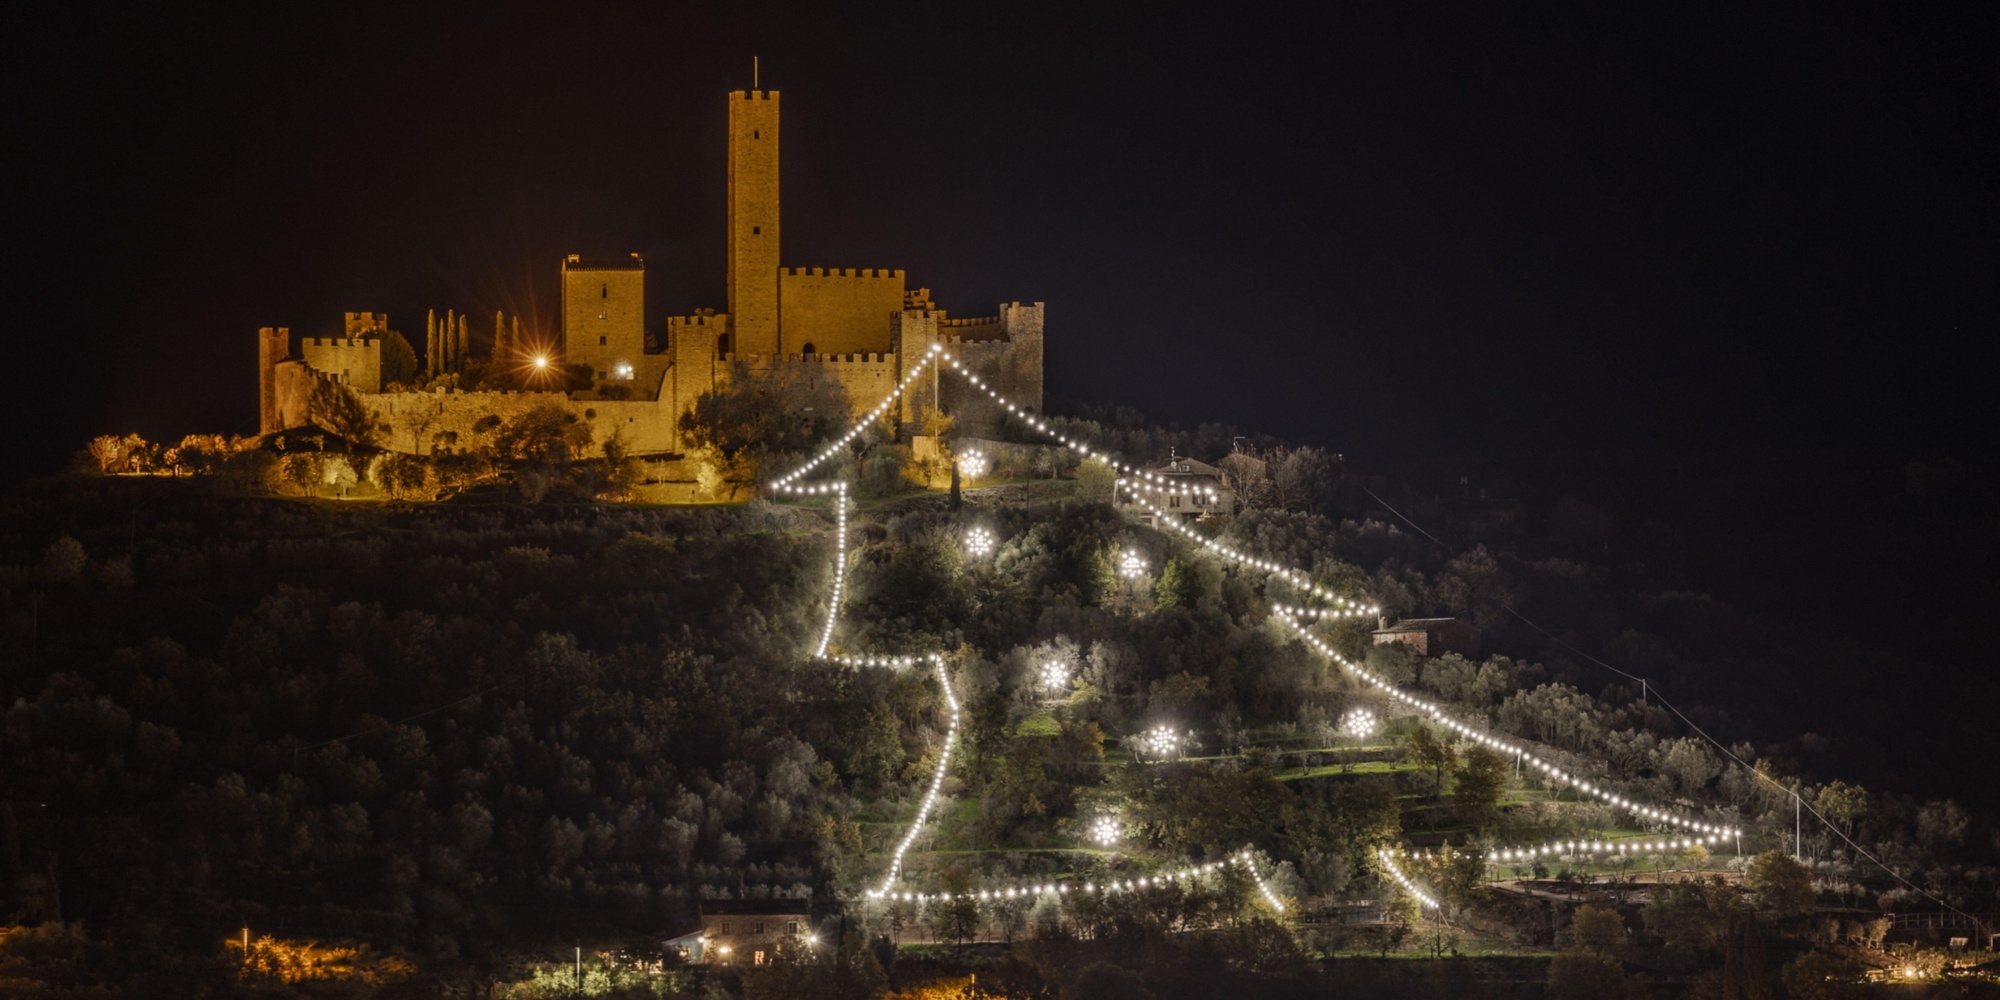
1814;781;1868;839
1406;723;1456;799
1565;903;1625;956
41;536;87;583
679;360;853;465
1546;951;1628;1000
380;329;419;387
1781;950;1864;1000
1643;875;1739;952
933;864;979;950
1452;745;1508;828
1154;558;1203;610
1661;738;1722;796
1745;850;1815;920
1075;457;1117;502
1062;962;1156;1000
306;379;378;446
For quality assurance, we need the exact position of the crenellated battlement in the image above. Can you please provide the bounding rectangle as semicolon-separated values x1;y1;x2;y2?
666;314;728;327
722;351;895;366
780;267;903;280
302;337;381;348
729;90;779;101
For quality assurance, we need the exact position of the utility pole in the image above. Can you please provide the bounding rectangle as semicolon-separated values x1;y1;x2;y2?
575;943;582;994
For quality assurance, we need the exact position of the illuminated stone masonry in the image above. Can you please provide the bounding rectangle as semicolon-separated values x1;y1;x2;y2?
257;87;1043;455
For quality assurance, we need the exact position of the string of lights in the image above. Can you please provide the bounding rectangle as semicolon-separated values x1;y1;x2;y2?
869;654;960;898
777;361;1732;914
811;483;848;659
767;344;945;493
865;848;1284;914
1272;608;1738;839
1377;849;1440;910
928;357;1375;617
1488;833;1727;864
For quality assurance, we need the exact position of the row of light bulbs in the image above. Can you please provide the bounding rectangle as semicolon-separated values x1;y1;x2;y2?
1275;612;1738;840
813;483;850;659
1116;478;1221;503
768;344;945;492
864;849;1284;914
874;654;961;897
1135;500;1379;617
1377;849;1440;909
1490;833;1725;862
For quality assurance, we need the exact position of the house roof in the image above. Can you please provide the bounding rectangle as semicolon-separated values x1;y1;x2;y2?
1147;457;1223;477
698;899;811;916
1373;618;1473;634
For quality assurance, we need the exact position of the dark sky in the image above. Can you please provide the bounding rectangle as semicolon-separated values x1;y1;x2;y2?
2;4;1991;476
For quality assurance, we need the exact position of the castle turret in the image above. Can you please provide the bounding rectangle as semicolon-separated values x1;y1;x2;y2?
258;326;291;435
727;90;780;356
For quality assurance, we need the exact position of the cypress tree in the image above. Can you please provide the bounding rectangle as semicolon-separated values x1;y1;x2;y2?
494;310;507;360
425;309;437;377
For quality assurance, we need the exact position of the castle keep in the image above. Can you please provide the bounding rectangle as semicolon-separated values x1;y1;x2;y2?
257;87;1044;458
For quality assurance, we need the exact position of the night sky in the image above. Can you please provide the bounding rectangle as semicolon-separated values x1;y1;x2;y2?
5;4;1989;478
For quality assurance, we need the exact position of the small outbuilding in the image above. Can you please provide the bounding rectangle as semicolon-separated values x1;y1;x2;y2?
692;899;814;966
1371;617;1482;658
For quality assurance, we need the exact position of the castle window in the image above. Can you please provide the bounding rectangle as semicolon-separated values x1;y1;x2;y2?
601;284;608;298
801;342;815;355
599;311;607;321
752;226;760;235
600;336;607;345
753;129;760;139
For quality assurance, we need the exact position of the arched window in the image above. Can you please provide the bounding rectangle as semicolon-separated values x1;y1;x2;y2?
601;284;608;298
801;342;816;355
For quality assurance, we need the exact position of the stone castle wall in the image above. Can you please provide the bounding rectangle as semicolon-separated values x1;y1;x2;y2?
299;336;383;393
776;267;904;356
359;384;681;457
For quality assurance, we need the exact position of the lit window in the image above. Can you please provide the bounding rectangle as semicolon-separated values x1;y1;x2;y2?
754;950;765;965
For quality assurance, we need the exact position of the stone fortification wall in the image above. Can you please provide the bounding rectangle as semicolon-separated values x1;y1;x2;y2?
300;336;383;393
895;302;1043;435
776;267;904;356
721;350;901;419
359;384;682;457
259;327;291;434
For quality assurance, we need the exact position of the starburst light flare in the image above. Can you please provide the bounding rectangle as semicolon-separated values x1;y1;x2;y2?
1141;725;1184;760
1039;660;1072;697
1088;815;1122;847
1119;549;1147;579
964;526;995;557
957;450;988;479
1339;707;1378;740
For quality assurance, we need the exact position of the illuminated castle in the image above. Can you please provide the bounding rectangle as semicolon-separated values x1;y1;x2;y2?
258;87;1043;456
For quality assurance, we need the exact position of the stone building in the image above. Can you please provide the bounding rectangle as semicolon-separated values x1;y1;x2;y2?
1371;617;1482;658
1116;455;1236;522
687;899;813;966
258;86;1044;456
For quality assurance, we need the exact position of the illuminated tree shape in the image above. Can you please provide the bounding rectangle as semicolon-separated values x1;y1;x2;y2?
1039;660;1071;697
957;450;988;479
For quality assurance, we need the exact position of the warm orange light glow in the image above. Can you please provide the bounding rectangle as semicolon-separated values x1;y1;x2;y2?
533;355;549;369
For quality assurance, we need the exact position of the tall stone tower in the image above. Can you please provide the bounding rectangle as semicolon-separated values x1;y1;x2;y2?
561;254;646;382
727;90;780;356
257;326;291;435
